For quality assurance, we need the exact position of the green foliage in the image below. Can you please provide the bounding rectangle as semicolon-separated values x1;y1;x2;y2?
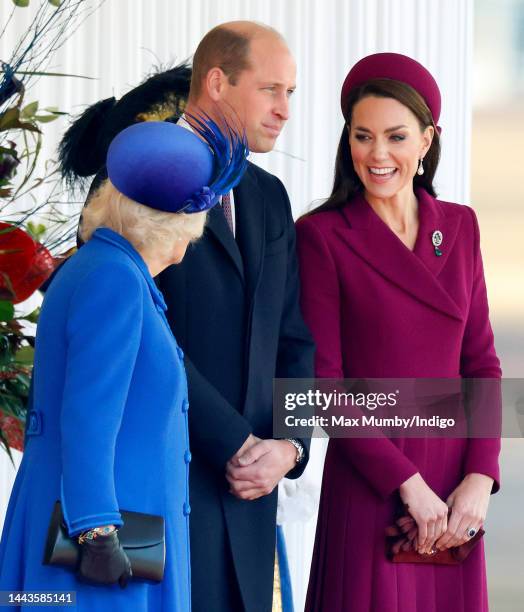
0;372;30;418
0;91;54;454
0;301;15;321
12;0;62;6
20;101;39;118
2;0;106;457
0;365;30;462
0;107;40;134
14;345;34;365
0;308;34;456
0;99;63;205
25;222;46;242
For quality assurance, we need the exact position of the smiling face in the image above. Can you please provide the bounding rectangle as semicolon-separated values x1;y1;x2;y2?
348;95;434;202
215;35;297;153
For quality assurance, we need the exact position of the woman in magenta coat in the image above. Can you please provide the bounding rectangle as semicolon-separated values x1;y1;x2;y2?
296;53;501;612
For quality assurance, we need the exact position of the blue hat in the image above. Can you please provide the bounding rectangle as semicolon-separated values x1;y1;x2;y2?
106;114;248;213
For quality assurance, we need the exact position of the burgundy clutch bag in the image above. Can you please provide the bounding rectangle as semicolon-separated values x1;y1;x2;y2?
385;514;484;565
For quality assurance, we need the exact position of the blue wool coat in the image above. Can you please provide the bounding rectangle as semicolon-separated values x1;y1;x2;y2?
0;228;191;611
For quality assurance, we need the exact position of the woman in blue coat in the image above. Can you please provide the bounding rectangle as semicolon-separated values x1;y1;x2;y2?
0;117;247;611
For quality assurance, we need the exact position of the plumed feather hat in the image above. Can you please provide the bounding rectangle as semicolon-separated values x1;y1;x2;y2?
59;62;192;188
106;113;249;214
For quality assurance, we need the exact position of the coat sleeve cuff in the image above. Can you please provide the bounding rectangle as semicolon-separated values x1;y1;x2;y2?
64;511;123;538
463;438;501;493
202;414;253;469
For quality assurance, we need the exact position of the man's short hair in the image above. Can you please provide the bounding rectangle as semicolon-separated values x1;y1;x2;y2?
190;26;252;99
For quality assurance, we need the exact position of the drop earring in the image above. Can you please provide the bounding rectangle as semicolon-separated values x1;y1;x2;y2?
417;158;424;176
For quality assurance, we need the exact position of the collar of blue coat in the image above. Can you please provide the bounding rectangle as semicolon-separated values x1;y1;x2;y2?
92;227;168;312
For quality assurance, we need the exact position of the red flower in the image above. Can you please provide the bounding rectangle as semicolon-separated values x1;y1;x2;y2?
0;410;24;452
0;222;54;304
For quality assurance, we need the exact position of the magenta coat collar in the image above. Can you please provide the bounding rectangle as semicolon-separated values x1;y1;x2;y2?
334;188;465;321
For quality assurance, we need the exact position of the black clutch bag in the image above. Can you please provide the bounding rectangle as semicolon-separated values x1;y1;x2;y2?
43;501;165;582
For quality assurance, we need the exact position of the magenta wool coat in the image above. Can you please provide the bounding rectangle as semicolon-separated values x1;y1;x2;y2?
296;188;501;612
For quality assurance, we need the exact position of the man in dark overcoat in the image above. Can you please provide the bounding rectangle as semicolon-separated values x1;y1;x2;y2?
156;21;315;612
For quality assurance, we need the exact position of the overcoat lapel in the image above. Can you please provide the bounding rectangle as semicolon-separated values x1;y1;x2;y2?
206;201;245;283
234;164;266;300
412;188;462;278
334;189;464;321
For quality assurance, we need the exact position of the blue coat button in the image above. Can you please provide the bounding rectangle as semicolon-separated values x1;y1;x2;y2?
26;410;43;436
182;399;189;413
176;346;184;360
184;450;192;464
183;502;191;516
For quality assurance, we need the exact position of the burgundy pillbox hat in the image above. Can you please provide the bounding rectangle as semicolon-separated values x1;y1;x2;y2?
340;52;441;128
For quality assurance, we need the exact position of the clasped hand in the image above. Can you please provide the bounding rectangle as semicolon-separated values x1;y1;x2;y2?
435;473;493;551
226;434;297;501
399;472;493;554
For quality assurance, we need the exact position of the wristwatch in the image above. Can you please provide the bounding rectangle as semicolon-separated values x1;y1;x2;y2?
285;438;305;464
